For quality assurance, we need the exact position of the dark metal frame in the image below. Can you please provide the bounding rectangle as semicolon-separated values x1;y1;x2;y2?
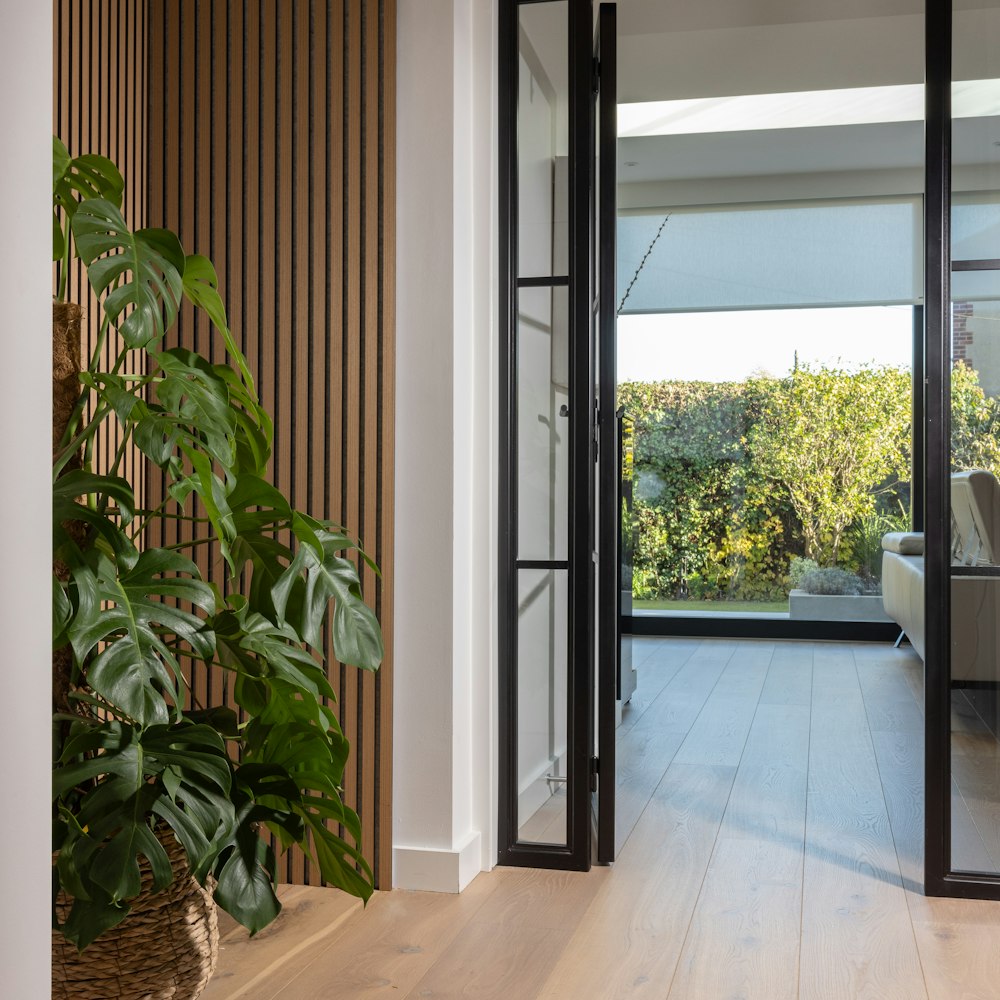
498;0;597;871
501;0;1000;899
923;0;1000;900
627;616;901;642
594;1;617;865
913;305;926;532
924;0;957;897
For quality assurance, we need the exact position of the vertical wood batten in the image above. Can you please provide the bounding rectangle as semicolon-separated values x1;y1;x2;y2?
53;0;146;501
57;0;394;892
143;0;395;888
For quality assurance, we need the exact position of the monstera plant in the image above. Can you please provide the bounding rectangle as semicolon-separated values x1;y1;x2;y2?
51;135;383;951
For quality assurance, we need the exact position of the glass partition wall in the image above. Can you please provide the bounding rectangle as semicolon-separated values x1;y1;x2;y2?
926;0;1000;897
498;0;1000;901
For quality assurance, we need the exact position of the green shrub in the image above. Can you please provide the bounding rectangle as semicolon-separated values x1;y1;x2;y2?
798;567;865;596
849;506;909;586
620;363;1000;605
789;556;820;589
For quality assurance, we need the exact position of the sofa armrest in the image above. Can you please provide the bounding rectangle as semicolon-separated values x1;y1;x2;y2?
882;532;924;555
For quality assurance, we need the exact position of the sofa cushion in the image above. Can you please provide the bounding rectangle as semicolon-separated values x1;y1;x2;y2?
881;532;924;555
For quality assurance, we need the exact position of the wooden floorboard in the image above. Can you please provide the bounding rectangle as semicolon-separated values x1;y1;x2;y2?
538;763;738;1000
799;645;928;1000
667;656;811;1000
617;638;699;740
268;875;502;999
202;885;362;1000
208;638;1000;1000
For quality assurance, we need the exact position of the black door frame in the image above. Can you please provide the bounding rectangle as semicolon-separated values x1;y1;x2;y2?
497;0;598;871
594;1;618;864
500;0;1000;901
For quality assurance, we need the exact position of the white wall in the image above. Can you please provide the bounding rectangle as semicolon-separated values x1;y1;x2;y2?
393;0;498;891
0;0;53;993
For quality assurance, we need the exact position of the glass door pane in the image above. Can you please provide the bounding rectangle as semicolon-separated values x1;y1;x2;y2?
513;0;571;848
948;10;1000;879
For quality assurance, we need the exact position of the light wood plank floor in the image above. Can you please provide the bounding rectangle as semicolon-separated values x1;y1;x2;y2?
204;639;1000;1000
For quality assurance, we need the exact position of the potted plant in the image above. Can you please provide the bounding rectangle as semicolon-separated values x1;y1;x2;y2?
51;136;383;999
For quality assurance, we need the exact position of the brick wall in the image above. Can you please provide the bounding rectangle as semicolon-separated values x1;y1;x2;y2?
953;300;974;367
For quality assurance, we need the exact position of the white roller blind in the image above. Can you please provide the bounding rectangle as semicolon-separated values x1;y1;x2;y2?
617;198;923;314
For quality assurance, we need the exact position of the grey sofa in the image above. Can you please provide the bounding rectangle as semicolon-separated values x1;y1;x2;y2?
881;470;1000;682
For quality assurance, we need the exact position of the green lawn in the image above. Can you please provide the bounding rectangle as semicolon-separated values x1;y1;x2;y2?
632;598;789;614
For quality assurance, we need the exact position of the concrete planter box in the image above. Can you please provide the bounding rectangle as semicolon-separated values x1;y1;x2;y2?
788;589;893;623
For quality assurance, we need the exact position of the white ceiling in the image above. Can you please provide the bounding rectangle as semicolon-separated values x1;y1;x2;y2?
611;0;1000;193
520;0;1000;195
616;0;1000;36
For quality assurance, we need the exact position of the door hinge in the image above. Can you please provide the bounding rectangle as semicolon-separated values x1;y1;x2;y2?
590;755;599;792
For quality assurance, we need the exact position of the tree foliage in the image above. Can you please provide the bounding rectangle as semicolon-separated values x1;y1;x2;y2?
620;361;1000;602
952;360;1000;473
747;364;910;565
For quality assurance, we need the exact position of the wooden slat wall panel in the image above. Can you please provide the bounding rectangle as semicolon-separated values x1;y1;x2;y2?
145;0;395;889
53;0;147;502
54;0;394;890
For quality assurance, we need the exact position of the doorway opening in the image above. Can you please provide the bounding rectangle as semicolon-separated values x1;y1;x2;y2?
499;0;1000;904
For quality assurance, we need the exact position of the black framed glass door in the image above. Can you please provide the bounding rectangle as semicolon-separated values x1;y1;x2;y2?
498;0;617;870
924;0;1000;900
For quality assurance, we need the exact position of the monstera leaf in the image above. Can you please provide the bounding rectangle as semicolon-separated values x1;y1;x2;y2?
54;721;235;948
52;136;124;261
71;198;185;348
67;549;217;726
302;532;383;669
182;254;258;396
52;471;139;571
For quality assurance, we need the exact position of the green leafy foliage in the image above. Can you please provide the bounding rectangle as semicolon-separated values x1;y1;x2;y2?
52;137;383;949
620;361;1000;603
747;364;910;566
797;567;865;596
951;360;1000;473
72;200;186;349
618;379;793;602
52;136;124;265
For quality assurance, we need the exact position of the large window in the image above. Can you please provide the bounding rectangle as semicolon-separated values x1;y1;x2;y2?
619;304;914;623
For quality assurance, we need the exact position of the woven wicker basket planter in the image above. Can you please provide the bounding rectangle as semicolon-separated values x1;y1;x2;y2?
53;833;219;1000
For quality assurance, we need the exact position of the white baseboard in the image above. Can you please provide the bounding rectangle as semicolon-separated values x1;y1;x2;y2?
392;830;483;893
